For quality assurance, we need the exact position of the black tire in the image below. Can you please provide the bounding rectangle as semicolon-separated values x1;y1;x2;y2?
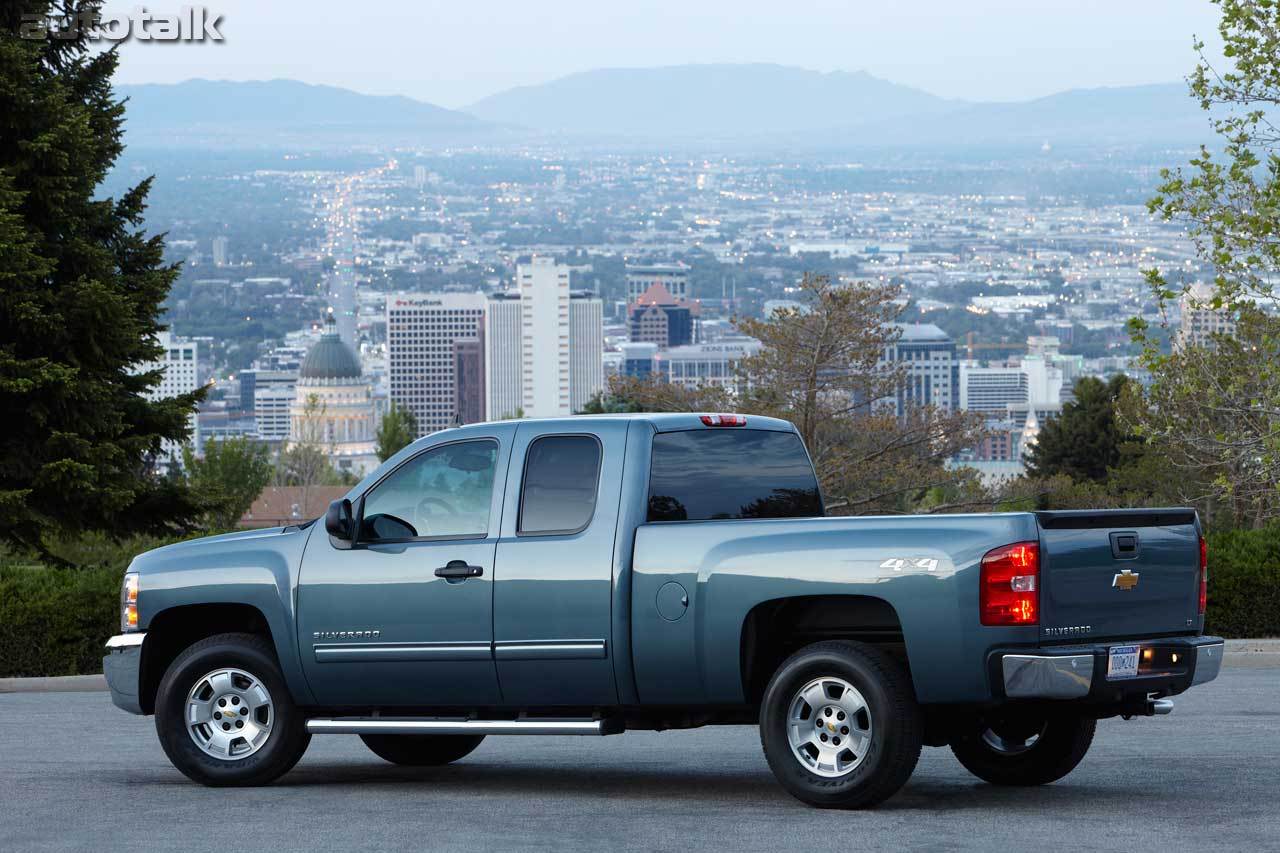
360;734;485;766
949;713;1096;786
759;640;922;809
155;632;310;786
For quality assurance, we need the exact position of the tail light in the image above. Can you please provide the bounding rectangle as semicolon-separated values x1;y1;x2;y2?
980;541;1039;626
1198;535;1208;615
700;414;746;427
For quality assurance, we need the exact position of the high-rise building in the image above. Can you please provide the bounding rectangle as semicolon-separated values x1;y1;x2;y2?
628;282;696;348
1176;283;1237;350
139;331;200;467
211;235;228;267
387;292;486;434
626;262;689;304
453;336;485;425
886;324;958;413
620;342;658;378
485;292;523;420
253;383;296;443
519;257;572;417
413;165;428;190
569;292;604;413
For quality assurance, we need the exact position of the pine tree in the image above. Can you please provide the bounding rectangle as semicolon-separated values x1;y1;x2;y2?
0;2;205;555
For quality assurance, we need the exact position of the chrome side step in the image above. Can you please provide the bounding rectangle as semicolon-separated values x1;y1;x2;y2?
306;717;614;736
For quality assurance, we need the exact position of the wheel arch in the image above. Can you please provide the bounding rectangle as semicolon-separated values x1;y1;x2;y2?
139;603;290;714
739;595;909;705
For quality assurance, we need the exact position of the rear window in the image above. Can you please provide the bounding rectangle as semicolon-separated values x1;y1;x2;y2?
647;429;823;522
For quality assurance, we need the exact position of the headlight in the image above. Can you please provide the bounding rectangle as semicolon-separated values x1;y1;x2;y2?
121;572;139;632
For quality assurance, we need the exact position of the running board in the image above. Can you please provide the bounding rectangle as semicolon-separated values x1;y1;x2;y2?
306;717;617;736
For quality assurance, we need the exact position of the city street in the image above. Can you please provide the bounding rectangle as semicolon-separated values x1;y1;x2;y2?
2;667;1275;852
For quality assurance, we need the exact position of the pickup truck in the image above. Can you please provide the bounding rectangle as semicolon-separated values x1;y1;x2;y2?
104;413;1224;808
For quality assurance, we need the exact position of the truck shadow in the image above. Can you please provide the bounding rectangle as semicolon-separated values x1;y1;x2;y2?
265;760;1145;813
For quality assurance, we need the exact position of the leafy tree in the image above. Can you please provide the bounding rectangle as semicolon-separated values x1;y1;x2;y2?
0;2;205;557
576;391;640;415
1130;0;1280;526
375;403;418;461
1026;376;1133;482
180;437;273;530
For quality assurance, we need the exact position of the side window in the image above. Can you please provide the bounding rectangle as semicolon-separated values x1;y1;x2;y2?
518;435;602;535
360;440;498;542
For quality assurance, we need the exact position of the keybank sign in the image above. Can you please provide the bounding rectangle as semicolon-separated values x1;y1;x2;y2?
20;7;225;42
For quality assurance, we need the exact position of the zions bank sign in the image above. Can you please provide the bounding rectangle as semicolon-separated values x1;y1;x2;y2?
19;7;225;42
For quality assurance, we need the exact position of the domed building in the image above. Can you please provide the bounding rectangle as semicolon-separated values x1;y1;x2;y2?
288;312;378;475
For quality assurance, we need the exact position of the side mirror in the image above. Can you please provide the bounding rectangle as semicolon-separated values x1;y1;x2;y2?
325;498;354;543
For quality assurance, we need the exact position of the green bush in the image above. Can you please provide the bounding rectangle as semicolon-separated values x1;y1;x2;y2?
1205;526;1280;638
0;563;122;677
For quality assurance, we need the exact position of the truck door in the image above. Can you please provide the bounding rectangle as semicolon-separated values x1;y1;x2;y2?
297;426;514;706
491;421;626;706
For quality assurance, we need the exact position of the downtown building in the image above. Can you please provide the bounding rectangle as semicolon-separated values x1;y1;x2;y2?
387;292;487;435
626;262;690;304
885;323;959;413
485;258;604;418
137;331;201;468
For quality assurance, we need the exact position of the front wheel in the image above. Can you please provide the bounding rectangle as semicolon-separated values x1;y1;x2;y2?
949;713;1096;786
759;640;922;809
154;632;310;786
360;734;485;766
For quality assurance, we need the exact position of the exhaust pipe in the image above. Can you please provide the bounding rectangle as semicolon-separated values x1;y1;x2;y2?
1149;698;1174;715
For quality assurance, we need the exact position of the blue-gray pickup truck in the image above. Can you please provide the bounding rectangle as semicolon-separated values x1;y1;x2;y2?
104;413;1223;808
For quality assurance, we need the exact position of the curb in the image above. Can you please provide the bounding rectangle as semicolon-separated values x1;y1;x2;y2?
2;640;1278;694
0;674;107;694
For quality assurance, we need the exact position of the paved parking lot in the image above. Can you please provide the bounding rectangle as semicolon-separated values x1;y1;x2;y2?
2;667;1276;852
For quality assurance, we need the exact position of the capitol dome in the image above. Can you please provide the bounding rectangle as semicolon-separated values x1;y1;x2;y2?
299;313;362;381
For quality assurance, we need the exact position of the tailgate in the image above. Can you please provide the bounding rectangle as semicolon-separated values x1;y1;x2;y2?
1036;509;1202;642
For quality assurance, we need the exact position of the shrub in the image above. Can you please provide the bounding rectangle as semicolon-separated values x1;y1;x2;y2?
1205;526;1280;638
0;563;121;677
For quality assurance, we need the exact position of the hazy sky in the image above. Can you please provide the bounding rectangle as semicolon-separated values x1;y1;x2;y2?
104;0;1225;107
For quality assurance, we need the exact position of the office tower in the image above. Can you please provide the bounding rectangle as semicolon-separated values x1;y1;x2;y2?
387;292;486;434
211;235;228;267
519;257;571;417
140;331;200;467
886;324;958;413
253;382;296;443
569;291;604;413
628;283;696;348
413;165;428;190
620;342;659;378
1176;282;1237;350
485;292;523;420
626;262;689;304
453;336;485;425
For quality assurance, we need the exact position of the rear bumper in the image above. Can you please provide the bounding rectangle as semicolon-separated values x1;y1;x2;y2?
993;635;1224;701
103;633;145;715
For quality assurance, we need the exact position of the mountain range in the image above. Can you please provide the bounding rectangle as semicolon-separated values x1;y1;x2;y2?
118;65;1208;149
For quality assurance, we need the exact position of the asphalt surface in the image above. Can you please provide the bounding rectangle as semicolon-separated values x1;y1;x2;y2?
2;667;1276;852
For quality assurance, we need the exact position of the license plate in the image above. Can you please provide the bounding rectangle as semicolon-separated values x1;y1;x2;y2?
1107;644;1140;680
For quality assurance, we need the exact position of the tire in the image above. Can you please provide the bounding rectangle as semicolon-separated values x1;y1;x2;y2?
154;632;311;786
949;713;1096;786
360;734;485;766
759;640;922;809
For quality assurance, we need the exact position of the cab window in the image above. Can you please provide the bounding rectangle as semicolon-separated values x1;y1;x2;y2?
359;440;498;542
518;435;602;535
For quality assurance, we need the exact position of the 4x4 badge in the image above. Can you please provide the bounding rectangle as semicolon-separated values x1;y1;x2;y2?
1112;569;1140;591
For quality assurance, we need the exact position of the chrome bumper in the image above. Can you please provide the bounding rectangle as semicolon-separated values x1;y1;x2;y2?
103;633;146;715
999;637;1225;701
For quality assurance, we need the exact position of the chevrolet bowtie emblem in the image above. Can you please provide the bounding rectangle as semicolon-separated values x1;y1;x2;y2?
1112;569;1140;591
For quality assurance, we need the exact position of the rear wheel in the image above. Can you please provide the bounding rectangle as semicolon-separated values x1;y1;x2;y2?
360;734;485;766
949;712;1096;786
759;640;922;809
155;632;310;786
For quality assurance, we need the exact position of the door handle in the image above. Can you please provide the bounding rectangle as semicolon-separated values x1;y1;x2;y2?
435;560;484;580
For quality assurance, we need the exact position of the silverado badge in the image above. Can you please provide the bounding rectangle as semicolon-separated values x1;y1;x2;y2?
1112;569;1140;591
